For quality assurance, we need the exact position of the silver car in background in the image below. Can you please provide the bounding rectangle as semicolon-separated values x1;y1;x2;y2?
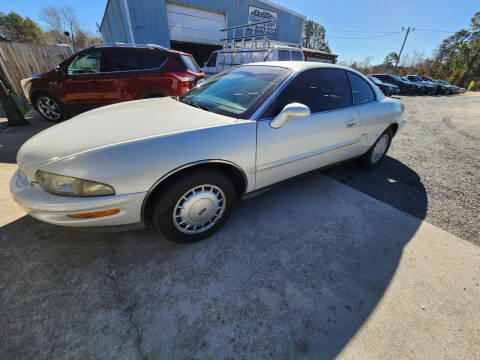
10;62;405;242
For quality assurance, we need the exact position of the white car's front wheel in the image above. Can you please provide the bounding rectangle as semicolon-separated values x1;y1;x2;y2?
152;169;237;242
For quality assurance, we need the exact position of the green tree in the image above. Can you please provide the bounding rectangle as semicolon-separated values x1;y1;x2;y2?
383;52;399;67
0;11;44;43
75;30;102;48
302;20;330;52
432;11;480;87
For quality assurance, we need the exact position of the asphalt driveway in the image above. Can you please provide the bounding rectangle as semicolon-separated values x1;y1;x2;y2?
1;95;479;359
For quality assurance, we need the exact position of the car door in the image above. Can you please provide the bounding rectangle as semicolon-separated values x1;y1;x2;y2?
98;48;146;105
255;68;359;190
347;71;384;155
61;49;103;106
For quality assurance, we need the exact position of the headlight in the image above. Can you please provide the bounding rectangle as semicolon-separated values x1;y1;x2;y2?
35;170;115;196
20;78;33;102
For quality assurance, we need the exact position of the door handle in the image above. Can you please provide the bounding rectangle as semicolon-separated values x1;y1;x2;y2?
347;119;357;127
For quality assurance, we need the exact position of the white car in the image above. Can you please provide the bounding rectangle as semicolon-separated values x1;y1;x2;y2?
10;62;405;242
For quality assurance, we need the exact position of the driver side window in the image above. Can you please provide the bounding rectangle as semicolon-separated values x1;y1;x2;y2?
67;51;102;75
261;68;353;118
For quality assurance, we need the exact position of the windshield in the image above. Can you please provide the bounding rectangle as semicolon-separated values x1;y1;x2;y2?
391;75;404;81
179;65;291;119
370;77;382;84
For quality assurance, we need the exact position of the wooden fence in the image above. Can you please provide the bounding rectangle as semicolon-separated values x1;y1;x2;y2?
0;42;73;97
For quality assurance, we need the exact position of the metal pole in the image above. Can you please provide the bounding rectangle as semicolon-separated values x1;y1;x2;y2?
394;26;412;72
0;79;28;126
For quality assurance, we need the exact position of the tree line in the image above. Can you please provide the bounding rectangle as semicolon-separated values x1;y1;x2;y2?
307;11;478;90
0;6;101;51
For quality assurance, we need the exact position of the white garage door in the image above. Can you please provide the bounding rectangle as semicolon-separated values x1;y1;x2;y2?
166;2;226;45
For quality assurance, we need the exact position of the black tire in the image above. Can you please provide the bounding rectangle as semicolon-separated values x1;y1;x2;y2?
359;128;393;169
152;169;237;243
33;92;65;122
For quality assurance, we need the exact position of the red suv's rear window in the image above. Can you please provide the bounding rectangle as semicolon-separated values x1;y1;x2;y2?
178;55;201;73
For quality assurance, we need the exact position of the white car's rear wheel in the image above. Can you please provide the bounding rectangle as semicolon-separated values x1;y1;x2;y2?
152;169;236;242
360;128;393;168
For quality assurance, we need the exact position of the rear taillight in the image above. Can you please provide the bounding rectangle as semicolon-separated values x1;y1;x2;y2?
166;72;196;82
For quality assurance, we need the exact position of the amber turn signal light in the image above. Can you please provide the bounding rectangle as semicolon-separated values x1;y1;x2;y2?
68;209;120;218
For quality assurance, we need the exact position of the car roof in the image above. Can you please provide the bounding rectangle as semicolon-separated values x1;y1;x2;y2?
84;43;193;56
243;61;357;73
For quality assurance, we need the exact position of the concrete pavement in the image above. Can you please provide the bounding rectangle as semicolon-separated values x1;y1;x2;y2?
0;168;478;358
0;113;479;359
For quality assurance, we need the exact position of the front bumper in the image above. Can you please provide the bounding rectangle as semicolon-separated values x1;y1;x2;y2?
10;169;146;227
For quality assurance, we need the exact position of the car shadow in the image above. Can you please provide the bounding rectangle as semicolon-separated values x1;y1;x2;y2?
323;155;428;220
0;164;427;359
0;111;52;164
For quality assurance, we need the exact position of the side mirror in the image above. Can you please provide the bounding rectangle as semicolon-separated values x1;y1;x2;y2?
270;103;310;129
54;65;64;74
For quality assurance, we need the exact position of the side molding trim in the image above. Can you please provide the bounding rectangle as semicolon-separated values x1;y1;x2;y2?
256;139;357;172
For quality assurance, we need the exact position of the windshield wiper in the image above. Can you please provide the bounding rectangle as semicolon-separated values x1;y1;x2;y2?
182;99;211;112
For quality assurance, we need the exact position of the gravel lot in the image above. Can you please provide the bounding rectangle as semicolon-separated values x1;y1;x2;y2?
325;93;480;245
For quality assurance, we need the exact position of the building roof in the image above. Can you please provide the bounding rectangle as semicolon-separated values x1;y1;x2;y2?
301;47;338;58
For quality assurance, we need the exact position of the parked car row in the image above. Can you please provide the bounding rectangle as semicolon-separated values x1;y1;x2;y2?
369;74;466;96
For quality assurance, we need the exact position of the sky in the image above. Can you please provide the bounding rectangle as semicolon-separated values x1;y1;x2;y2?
1;0;478;64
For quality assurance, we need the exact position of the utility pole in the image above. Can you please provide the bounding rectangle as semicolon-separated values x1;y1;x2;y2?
394;26;415;72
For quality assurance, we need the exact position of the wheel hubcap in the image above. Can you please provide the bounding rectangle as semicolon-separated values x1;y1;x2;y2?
37;96;61;120
173;185;226;234
371;134;389;163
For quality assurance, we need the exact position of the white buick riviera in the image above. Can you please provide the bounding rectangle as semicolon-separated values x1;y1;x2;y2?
11;62;405;242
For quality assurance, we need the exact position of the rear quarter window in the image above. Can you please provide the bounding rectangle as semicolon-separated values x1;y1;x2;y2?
348;72;375;105
291;51;303;61
178;55;201;73
278;50;291;61
138;50;168;69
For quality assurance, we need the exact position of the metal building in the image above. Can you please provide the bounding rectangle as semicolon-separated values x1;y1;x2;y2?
100;0;306;63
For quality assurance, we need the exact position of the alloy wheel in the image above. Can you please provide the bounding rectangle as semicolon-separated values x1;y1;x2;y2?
36;96;62;121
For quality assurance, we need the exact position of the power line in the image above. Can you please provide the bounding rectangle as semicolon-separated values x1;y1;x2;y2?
326;29;400;34
415;28;456;34
328;32;403;40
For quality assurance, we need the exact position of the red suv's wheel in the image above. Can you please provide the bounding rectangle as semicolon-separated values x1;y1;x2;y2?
33;92;65;122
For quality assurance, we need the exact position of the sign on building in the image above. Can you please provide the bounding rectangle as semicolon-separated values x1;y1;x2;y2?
248;6;277;34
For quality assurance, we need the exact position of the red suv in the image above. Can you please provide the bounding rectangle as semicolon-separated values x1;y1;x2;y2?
21;44;204;122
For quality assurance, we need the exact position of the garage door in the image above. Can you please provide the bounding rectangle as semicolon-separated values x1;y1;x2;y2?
166;2;226;45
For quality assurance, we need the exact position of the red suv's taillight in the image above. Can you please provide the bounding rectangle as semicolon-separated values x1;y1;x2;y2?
166;72;196;82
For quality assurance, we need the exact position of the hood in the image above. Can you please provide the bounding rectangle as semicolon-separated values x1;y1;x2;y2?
17;97;236;180
29;71;51;79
